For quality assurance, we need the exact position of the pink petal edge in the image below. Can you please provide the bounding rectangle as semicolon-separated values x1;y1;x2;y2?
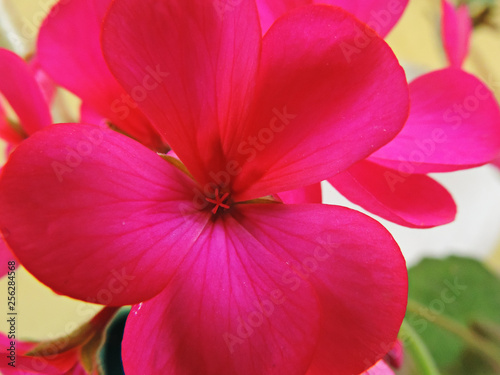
442;0;472;68
371;68;500;173
0;48;51;138
329;160;457;228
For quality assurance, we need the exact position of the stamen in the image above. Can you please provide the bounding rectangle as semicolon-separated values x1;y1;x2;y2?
205;188;230;214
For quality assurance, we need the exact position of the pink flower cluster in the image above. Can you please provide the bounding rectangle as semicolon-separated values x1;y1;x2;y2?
0;0;498;374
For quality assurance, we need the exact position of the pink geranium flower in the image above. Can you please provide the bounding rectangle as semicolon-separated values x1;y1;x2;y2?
330;67;500;227
0;1;409;374
439;1;500;171
36;0;166;151
0;48;53;277
258;0;500;228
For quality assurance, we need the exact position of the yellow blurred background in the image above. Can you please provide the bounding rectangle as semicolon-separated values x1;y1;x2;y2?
0;0;499;348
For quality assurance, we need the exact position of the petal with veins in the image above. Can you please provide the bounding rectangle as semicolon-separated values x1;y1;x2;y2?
371;68;500;173
0;124;211;305
329;160;456;228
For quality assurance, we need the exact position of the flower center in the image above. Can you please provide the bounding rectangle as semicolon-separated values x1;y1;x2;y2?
205;188;231;215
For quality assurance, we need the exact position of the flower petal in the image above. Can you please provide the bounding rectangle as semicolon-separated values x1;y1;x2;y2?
0;334;34;355
0;333;78;375
28;55;57;106
384;340;403;369
277;183;323;204
318;0;408;37
9;351;79;375
234;204;407;374
256;0;408;37
441;0;472;68
329;160;457;228
371;68;500;173
232;5;409;200
0;124;211;305
255;0;309;34
123;214;321;375
363;360;394;375
102;0;261;185
0;103;24;149
37;0;163;150
0;48;51;137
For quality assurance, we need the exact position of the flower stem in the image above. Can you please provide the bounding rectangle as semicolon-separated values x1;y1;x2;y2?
407;299;500;372
398;320;441;375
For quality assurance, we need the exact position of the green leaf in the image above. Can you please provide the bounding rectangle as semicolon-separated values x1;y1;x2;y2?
405;256;500;373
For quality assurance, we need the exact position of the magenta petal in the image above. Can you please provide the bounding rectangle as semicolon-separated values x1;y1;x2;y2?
0;124;210;306
256;0;309;34
0;333;79;375
329;160;457;228
80;103;107;127
371;68;500;173
233;6;409;200
235;204;407;374
256;0;408;37
28;55;57;106
0;103;23;146
384;340;404;369
442;0;472;68
319;0;408;37
37;0;162;150
0;48;51;136
0;334;34;356
362;361;394;375
102;0;261;185
123;215;321;375
277;183;323;204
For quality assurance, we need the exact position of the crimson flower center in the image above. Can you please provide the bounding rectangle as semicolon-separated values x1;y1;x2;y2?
205;188;231;214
